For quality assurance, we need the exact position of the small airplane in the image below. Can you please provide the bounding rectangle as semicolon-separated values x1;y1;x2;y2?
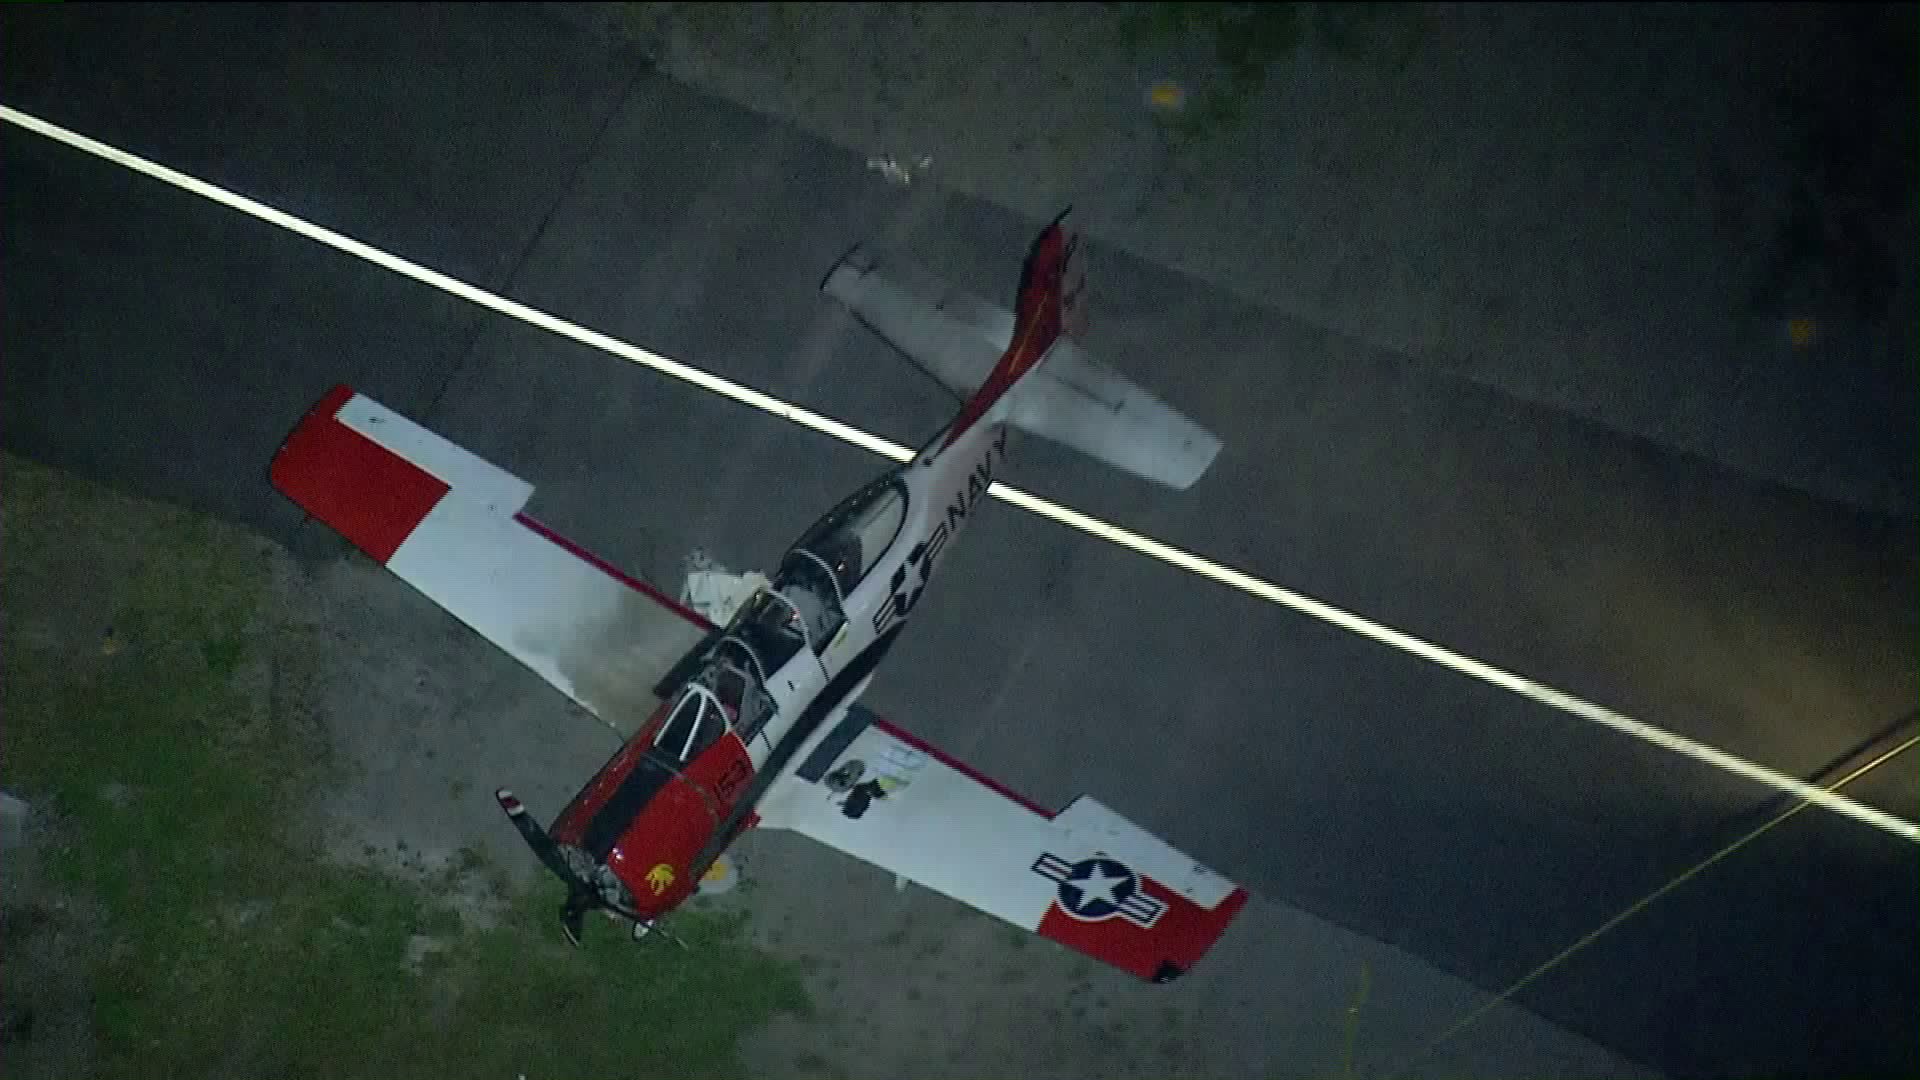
270;212;1245;983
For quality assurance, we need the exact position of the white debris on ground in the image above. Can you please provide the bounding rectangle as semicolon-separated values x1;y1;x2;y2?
620;2;1183;239
866;152;933;188
678;548;769;625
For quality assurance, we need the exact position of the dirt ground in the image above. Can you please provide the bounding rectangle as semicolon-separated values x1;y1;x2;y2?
0;455;805;1080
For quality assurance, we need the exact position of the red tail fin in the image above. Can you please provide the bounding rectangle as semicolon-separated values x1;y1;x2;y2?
938;209;1084;452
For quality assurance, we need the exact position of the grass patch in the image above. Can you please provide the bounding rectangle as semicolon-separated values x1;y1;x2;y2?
1116;2;1424;151
0;453;807;1078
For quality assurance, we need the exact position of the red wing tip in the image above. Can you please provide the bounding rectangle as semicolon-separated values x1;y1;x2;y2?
268;383;450;564
268;384;357;485
302;383;356;426
1177;885;1251;967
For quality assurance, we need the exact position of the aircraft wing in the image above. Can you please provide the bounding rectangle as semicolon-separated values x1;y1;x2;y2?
755;704;1248;982
270;385;711;736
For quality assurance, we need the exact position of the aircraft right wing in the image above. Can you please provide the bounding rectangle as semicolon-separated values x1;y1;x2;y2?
270;385;711;737
755;703;1248;983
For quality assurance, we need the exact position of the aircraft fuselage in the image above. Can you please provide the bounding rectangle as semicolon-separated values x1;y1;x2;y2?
546;420;1014;925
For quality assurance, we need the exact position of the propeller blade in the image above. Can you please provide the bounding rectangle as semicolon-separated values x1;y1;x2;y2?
497;788;600;943
495;788;580;886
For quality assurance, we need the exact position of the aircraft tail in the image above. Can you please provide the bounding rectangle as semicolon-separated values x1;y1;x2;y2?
923;209;1084;461
825;210;1220;489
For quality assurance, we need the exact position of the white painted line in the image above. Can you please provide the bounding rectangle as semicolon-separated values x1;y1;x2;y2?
8;102;1913;843
0;106;909;466
990;485;1920;842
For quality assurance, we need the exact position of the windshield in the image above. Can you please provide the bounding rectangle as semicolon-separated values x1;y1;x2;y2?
772;550;845;649
701;638;776;742
652;685;726;764
792;475;907;597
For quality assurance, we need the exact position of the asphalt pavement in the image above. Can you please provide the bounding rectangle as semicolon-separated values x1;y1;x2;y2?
3;5;1914;1077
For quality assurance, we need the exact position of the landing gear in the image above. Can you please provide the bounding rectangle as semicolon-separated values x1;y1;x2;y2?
560;896;589;947
629;916;689;950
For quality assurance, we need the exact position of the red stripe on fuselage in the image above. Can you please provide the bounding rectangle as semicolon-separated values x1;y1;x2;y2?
939;221;1071;452
269;384;450;564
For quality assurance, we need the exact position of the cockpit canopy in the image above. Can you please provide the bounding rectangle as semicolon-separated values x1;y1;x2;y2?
694;584;820;741
714;473;908;672
699;637;776;742
725;588;810;678
652;683;727;765
789;473;908;599
664;473;910;756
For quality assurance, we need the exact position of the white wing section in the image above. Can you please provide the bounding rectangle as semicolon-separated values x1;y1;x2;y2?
271;386;711;735
822;247;1223;490
756;707;1247;982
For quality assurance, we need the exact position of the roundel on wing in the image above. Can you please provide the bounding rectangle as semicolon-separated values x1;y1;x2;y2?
1054;856;1139;921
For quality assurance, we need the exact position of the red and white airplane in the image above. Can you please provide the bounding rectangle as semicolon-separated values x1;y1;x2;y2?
270;213;1245;983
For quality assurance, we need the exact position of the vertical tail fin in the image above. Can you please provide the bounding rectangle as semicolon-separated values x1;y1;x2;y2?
826;210;1220;488
932;209;1084;455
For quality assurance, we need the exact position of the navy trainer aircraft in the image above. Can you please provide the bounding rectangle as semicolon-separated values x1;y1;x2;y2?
272;213;1243;983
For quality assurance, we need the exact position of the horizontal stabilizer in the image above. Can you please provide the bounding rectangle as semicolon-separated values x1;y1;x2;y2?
824;246;1221;490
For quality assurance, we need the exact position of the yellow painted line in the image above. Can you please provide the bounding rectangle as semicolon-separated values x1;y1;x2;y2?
7;102;1913;843
1383;732;1920;1079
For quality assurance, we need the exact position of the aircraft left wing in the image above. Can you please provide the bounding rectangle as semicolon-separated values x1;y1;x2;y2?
270;385;711;736
755;705;1248;982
